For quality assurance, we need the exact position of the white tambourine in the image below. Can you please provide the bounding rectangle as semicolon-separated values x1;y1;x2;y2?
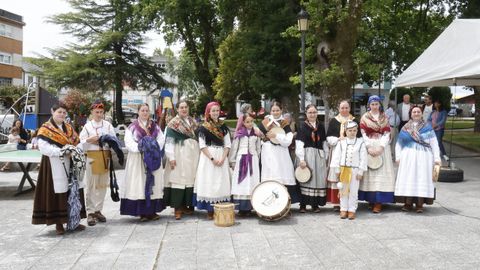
295;166;311;183
367;155;383;170
269;127;285;145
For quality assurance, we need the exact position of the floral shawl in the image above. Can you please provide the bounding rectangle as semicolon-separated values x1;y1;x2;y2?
198;119;229;147
128;119;160;142
166;115;198;144
37;118;79;148
398;119;434;148
360;111;390;138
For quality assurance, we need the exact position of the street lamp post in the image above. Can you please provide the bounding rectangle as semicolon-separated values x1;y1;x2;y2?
297;8;309;123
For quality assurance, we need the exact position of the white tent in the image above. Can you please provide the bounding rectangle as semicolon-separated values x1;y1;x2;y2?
396;19;480;87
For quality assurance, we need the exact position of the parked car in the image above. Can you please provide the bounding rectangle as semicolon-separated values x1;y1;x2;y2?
122;106;138;122
448;105;462;117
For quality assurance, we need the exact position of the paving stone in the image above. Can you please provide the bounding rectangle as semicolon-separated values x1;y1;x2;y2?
1;154;480;269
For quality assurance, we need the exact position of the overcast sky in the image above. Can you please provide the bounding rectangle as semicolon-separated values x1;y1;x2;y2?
2;0;180;57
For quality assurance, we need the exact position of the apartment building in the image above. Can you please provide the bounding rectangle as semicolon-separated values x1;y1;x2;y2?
0;9;24;86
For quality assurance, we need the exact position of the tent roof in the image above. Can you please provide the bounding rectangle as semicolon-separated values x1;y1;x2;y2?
395;19;480;87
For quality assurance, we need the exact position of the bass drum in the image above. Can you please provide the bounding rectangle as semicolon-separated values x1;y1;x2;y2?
251;180;291;221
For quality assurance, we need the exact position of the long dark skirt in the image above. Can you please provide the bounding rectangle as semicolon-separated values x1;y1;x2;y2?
32;155;86;225
164;186;194;209
395;189;436;205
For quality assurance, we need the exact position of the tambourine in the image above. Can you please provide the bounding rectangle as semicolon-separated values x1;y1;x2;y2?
295;166;311;183
367;155;383;170
269;127;285;145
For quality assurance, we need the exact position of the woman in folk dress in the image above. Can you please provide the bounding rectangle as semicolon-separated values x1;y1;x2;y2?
295;104;329;213
120;103;165;221
32;102;86;235
358;95;396;213
395;106;440;213
164;100;200;220
258;101;300;204
193;102;231;220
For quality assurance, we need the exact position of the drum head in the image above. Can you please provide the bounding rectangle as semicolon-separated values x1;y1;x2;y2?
251;181;290;217
367;155;383;170
269;127;285;145
295;166;311;183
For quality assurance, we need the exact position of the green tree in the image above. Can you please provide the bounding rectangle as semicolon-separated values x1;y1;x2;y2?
142;0;240;99
287;0;461;112
390;87;427;104
214;1;300;115
32;0;165;124
0;85;28;113
175;49;203;100
428;87;452;111
459;0;480;132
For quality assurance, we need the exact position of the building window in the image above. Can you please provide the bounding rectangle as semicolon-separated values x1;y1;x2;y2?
26;75;34;86
0;77;12;85
0;24;13;38
0;52;12;65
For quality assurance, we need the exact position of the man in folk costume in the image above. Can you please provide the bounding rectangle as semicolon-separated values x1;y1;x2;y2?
79;101;117;226
326;100;361;211
330;121;367;220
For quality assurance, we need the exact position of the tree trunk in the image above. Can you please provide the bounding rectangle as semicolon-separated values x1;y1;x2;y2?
318;0;363;109
474;86;480;133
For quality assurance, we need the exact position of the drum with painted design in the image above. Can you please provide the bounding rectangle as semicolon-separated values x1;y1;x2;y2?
251;180;290;221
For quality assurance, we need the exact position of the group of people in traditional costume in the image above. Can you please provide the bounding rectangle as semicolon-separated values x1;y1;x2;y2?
30;94;440;235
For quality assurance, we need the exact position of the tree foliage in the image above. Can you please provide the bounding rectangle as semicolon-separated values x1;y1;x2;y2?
458;0;480;133
285;0;462;112
32;0;166;124
142;0;240;99
389;87;427;104
0;85;28;113
428;87;452;111
214;1;300;115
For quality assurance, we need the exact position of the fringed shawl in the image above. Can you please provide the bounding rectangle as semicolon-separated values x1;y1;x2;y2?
360;111;390;138
198;120;229;147
37;118;79;148
397;120;435;149
166;115;198;144
128;119;160;142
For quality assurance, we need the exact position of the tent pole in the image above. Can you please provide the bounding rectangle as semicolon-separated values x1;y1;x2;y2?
448;79;457;167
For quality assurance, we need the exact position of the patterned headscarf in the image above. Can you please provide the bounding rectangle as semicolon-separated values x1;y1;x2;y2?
204;101;221;121
367;95;383;112
90;100;104;110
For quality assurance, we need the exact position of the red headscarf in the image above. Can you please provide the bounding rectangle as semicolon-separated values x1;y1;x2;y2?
204;101;220;121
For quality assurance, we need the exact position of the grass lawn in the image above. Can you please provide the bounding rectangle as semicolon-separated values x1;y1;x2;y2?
445;119;474;130
223;119;237;128
443;131;480;152
223;119;263;128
